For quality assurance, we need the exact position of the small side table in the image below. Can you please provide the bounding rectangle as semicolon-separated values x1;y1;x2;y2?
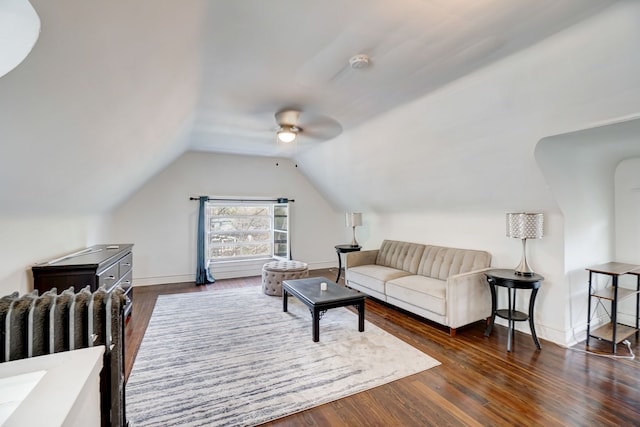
484;269;544;352
334;244;361;283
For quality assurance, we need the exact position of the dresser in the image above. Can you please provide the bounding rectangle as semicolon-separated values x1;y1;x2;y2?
32;244;133;318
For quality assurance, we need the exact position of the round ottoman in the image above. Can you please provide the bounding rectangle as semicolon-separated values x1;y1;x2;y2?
262;260;309;296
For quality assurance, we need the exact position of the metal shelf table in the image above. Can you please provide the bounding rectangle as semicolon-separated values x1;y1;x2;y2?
586;262;640;354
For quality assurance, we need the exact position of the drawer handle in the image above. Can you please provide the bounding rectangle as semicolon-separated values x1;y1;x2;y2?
122;263;131;267
105;275;116;281
122;280;131;285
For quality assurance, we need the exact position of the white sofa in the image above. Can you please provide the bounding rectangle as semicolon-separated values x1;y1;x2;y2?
345;239;492;336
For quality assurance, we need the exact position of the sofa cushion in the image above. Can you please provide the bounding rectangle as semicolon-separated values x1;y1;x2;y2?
375;240;425;274
346;264;413;294
386;275;446;316
417;246;491;280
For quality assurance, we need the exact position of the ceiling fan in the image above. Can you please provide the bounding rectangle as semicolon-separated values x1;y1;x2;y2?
272;108;342;145
194;107;343;149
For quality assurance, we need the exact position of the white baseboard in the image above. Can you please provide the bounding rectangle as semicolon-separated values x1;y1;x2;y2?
132;261;337;287
133;274;195;287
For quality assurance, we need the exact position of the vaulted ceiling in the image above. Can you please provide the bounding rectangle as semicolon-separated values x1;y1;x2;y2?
0;0;621;214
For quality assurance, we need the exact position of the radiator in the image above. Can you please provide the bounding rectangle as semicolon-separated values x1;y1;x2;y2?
0;286;127;427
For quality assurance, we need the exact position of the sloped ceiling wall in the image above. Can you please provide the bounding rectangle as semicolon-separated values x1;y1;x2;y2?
0;1;636;246
1;0;633;220
0;0;207;214
297;1;640;216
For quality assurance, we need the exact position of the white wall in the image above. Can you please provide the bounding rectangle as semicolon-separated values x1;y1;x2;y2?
294;1;640;346
109;151;344;285
0;214;111;296
616;157;640;264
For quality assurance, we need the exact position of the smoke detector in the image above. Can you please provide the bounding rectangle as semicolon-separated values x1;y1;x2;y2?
349;54;370;69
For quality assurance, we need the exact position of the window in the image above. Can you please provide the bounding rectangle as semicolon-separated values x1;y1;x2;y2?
205;201;289;263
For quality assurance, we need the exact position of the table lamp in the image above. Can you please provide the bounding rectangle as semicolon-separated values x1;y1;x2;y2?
346;213;362;247
506;213;544;276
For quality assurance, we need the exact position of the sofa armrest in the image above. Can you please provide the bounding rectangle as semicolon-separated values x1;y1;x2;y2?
446;267;492;329
345;250;379;268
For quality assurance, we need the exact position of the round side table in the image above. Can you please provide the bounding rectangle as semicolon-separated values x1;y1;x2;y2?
484;269;544;352
334;244;361;283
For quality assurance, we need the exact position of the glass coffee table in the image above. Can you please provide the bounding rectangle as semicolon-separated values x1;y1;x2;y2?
282;277;365;342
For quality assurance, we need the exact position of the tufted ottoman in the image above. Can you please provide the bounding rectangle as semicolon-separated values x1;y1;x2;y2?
262;260;309;296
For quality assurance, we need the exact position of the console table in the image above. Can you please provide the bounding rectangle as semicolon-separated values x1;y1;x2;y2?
484;269;544;352
334;244;361;282
585;262;640;354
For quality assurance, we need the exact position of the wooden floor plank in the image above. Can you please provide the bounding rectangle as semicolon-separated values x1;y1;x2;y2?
125;269;640;426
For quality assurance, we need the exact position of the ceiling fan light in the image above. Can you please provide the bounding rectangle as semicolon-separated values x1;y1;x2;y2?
277;125;298;143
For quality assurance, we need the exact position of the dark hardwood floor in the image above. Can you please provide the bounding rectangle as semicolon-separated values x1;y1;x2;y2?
125;269;640;426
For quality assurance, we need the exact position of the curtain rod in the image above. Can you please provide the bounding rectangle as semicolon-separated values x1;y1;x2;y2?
189;197;295;203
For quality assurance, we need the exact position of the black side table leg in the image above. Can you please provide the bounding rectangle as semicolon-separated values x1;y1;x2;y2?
485;281;497;337
507;288;513;352
283;289;289;312
357;301;365;332
529;288;541;349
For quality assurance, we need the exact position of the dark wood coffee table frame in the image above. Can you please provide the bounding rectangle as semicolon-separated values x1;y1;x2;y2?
282;277;365;342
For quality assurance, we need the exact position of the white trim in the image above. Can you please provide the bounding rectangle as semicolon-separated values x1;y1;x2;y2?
132;261;337;287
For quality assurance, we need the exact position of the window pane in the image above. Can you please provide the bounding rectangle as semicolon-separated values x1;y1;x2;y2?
206;202;285;262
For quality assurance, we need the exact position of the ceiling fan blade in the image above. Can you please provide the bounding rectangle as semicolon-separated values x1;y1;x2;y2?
300;127;342;142
298;113;342;141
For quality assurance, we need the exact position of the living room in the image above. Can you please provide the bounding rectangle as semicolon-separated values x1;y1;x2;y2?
1;1;639;425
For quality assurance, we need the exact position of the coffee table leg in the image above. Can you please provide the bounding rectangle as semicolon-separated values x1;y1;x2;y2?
283;289;288;312
313;307;320;342
358;301;365;332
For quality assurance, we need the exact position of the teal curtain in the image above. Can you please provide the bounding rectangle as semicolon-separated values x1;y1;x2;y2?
196;196;215;286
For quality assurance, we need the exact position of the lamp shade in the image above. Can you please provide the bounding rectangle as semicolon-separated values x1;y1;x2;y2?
506;213;544;239
346;212;362;227
0;0;40;78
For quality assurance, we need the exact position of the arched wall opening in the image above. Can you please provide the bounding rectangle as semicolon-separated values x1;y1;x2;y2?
535;117;640;343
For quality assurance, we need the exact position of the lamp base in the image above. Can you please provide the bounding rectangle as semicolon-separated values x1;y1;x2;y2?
514;238;535;276
350;226;358;247
514;270;535;277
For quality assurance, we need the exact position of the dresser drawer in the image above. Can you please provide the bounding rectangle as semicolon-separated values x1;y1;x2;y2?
119;252;133;276
98;262;120;290
118;269;133;293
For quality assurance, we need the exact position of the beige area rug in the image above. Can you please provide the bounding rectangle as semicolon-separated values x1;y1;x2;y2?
126;286;440;426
